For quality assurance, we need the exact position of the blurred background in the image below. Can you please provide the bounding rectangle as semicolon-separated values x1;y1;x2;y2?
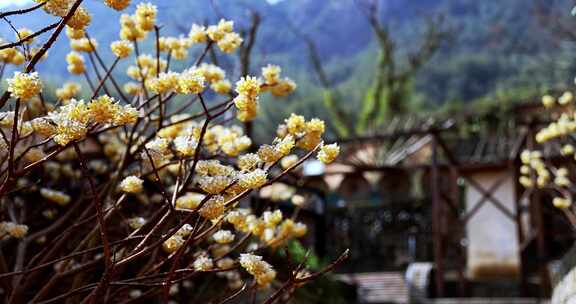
2;0;576;140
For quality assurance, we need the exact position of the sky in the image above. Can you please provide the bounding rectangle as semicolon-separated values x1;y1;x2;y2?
0;0;285;9
0;0;31;9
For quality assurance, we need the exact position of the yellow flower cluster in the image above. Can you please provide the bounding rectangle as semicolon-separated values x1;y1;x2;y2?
197;63;226;83
217;257;235;270
124;82;141;95
555;167;571;187
89;95;118;123
104;0;131;11
143;137;171;167
226;208;306;246
225;209;250;230
147;69;206;95
119;2;156;42
175;192;205;210
40;188;71;206
189;24;207;43
66;26;85;40
0;41;25;66
193;255;214;271
256;138;293;164
34;0;72;17
163;234;184;253
275;218;307;240
209;125;252;157
127;217;146;229
260;183;296;202
0;221;28;239
270;78;297;97
519;150;543;188
187;19;243;53
173;135;198;156
535;112;576;144
542;91;574;108
237;168;267;190
196;159;232;175
67;7;92;30
278;114;327;151
262;64;281;85
119;14;144;41
281;154;299;169
238;153;262;171
110;40;134;58
135;2;157;31
211;79;232;95
0;112;15;127
536;91;576;144
199;175;233;195
147;71;178;94
562;144;574;156
317;143;340;164
199;195;225;220
261;64;297;97
49;99;90;145
126;54;166;81
40;97;137;146
217;32;243;54
233;76;261;122
553;197;572;209
120;175;144;193
177;68;206;94
213;230;235;244
6;72;43;101
56;82;81;102
30;117;54;137
239;253;277;287
66;52;86;75
158;36;192;60
70;38;98;53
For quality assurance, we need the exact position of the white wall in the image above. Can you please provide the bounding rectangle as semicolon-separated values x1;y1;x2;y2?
465;170;520;280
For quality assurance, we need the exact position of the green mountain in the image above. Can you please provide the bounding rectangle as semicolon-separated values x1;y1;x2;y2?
1;0;575;135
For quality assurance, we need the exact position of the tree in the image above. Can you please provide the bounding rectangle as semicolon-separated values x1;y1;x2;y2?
298;0;451;138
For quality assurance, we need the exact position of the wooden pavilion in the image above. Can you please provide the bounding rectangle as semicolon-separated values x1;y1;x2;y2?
296;102;575;302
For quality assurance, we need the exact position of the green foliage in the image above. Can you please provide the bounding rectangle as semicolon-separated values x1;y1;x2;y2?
281;240;323;270
279;241;355;304
322;91;350;138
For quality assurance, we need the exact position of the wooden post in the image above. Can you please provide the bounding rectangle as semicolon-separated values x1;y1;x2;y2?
431;133;445;297
532;189;551;297
451;167;466;297
526;123;551;297
513;164;528;296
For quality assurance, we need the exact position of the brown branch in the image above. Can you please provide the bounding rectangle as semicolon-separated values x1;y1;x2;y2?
73;142;114;300
0;22;59;51
0;1;45;18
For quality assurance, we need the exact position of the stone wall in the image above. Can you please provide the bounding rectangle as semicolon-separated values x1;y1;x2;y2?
551;244;576;304
552;266;576;303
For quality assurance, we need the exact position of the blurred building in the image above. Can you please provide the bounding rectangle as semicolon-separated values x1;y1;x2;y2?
282;101;574;303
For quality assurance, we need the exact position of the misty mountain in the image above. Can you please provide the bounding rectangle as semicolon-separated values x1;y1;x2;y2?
1;0;575;116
